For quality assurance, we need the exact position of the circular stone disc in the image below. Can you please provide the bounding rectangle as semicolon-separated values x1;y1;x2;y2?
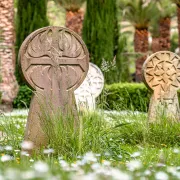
142;51;180;91
74;62;104;98
18;26;89;91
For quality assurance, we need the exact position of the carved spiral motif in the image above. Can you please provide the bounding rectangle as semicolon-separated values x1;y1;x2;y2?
143;51;180;92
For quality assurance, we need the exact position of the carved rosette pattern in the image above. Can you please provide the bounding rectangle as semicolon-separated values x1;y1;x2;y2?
19;26;89;149
74;63;104;110
143;51;180;122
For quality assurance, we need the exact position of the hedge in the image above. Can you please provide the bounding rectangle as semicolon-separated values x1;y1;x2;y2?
13;85;33;109
104;83;151;112
13;83;150;111
13;83;180;112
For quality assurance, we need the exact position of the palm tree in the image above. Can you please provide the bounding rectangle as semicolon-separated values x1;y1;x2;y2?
149;6;161;53
157;0;175;51
171;0;180;51
55;0;86;35
0;0;19;112
120;0;156;81
150;19;161;53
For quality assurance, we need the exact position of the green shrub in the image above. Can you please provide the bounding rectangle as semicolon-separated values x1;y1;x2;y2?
13;86;32;108
104;83;151;112
14;83;180;112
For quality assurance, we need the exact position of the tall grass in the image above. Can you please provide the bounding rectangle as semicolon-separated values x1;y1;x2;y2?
112;113;180;147
38;102;130;161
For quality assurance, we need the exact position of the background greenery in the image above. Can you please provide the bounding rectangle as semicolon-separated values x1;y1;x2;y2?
15;0;49;85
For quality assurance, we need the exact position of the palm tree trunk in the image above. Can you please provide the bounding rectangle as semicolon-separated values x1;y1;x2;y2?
134;28;148;82
159;17;171;51
151;37;160;53
66;9;84;36
177;5;180;51
0;0;19;112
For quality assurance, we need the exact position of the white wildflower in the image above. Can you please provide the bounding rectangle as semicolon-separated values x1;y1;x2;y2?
174;172;180;179
155;171;168;180
77;155;82;159
21;170;35;179
91;163;101;170
144;170;151;176
21;151;29;156
118;155;123;159
131;152;141;158
126;160;142;171
14;149;20;152
1;155;13;162
21;140;34;150
4;145;13;151
0;146;4;151
34;161;49;173
167;166;177;176
173;148;180;154
0;175;4;180
104;152;110;156
156;163;166;167
111;168;131;180
83;152;97;163
78;173;96;180
5;168;20;180
43;148;54;154
95;154;101;157
102;160;111;166
70;163;80;171
59;160;69;169
16;124;21;129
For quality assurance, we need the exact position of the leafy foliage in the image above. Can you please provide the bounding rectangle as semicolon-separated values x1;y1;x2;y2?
83;0;129;83
105;83;150;112
156;0;176;18
54;0;86;11
119;0;157;29
13;86;32;108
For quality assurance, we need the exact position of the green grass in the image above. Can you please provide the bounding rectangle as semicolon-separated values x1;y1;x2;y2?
1;110;180;179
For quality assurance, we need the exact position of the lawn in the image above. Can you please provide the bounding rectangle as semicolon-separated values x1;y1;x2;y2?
1;109;180;179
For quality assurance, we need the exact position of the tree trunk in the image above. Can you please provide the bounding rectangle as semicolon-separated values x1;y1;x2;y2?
159;17;171;51
66;9;84;36
151;37;160;53
0;0;19;112
134;28;149;82
177;5;180;52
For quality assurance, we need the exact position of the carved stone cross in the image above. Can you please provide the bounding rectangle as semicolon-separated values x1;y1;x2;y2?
19;27;89;149
142;51;180;122
74;62;104;111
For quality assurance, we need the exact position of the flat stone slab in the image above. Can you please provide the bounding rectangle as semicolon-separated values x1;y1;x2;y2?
74;62;104;111
142;51;180;122
19;26;89;149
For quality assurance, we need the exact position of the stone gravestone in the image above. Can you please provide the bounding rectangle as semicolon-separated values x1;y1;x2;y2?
19;26;89;149
74;62;104;111
142;51;180;122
